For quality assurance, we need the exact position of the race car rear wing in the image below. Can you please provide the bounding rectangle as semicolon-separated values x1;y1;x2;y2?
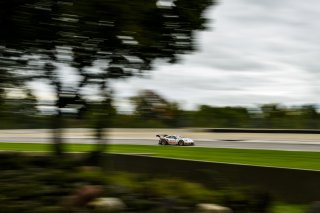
156;134;168;138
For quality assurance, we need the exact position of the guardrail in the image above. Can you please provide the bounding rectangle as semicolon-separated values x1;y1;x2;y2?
201;128;320;134
104;153;320;203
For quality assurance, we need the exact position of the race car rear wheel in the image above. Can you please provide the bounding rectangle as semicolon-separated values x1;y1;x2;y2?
161;140;168;145
178;140;184;146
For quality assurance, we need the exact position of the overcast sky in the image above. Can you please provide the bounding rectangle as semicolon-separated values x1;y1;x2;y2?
27;0;320;112
107;0;320;112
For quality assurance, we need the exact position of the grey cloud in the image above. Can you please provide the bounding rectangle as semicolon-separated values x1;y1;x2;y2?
111;0;320;111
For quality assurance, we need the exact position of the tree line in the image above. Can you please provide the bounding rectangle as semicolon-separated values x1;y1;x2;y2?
116;90;320;129
1;89;320;130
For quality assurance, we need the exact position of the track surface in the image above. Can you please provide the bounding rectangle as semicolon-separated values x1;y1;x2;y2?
1;129;320;152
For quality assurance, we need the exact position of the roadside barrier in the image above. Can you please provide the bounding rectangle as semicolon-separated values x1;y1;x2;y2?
202;128;320;134
104;153;320;203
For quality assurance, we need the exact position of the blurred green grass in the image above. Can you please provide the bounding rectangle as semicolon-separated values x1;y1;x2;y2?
0;143;320;170
271;203;306;213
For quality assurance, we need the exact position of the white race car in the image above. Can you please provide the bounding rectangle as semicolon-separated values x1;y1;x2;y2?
156;134;195;146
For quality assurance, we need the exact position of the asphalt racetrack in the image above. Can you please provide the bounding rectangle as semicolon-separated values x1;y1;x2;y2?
1;128;320;152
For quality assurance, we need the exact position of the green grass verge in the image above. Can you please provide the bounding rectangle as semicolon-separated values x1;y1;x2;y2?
271;203;307;213
0;143;320;170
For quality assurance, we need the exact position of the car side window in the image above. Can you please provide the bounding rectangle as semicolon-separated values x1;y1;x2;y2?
172;136;176;139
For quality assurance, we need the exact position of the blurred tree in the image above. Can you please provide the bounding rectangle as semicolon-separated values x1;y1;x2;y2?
130;90;181;127
260;104;288;128
192;105;250;128
300;105;320;129
0;88;39;129
0;0;214;155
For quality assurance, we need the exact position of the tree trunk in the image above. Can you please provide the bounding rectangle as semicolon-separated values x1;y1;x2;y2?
88;95;113;165
51;108;64;156
88;117;109;165
94;122;108;153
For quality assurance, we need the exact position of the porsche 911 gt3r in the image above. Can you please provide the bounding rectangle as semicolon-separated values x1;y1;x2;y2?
156;134;195;146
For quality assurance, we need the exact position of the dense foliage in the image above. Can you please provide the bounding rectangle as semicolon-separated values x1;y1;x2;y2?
0;153;278;213
108;103;320;129
1;96;320;129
